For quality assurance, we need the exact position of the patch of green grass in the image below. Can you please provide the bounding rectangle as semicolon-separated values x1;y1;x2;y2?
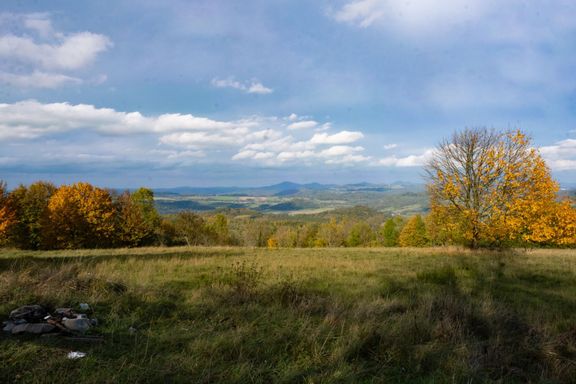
417;265;458;286
0;246;575;383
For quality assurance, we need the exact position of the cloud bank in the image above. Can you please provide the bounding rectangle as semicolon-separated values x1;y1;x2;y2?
0;101;371;168
2;100;572;174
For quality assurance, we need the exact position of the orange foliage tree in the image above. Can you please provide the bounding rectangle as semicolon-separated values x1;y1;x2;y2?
0;181;17;244
426;128;573;248
525;199;576;247
42;182;116;249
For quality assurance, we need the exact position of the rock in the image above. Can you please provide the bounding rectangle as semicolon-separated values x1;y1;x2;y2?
11;323;56;334
2;321;15;333
54;308;75;317
62;318;92;333
9;305;47;322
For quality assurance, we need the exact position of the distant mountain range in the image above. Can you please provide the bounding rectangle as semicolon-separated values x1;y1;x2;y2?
152;181;426;197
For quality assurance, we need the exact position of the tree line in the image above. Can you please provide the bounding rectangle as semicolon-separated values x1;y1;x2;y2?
0;180;572;250
0;178;430;249
0;179;409;249
0;129;574;250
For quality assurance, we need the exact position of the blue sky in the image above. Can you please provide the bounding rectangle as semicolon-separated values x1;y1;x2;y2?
1;0;575;187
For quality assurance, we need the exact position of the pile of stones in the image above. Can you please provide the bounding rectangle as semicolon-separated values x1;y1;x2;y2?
2;304;97;335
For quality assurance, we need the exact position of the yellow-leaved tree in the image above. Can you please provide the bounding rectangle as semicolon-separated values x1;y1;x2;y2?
42;182;116;249
398;215;428;247
426;128;574;248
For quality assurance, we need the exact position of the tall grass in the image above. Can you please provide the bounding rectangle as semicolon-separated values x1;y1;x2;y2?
1;247;575;383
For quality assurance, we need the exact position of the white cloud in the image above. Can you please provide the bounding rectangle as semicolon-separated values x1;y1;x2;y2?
0;13;111;89
0;100;145;138
545;159;576;171
310;131;364;145
154;113;238;132
539;139;576;170
277;150;316;162
378;149;435;167
235;129;369;166
232;150;259;160
244;129;283;142
0;32;111;70
288;113;298;121
325;154;371;164
332;0;490;34
159;131;245;148
0;100;251;139
319;145;364;157
152;149;206;159
232;150;275;161
0;71;81;88
211;78;244;91
23;13;57;38
0;100;376;168
243;136;311;153
247;82;273;94
211;77;273;94
252;151;275;160
333;0;386;28
383;143;397;150
287;120;318;130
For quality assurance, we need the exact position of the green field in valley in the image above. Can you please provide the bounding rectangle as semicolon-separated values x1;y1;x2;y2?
1;247;576;383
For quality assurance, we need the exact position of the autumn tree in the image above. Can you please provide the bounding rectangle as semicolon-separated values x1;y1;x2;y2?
426;128;566;248
398;215;428;247
0;181;17;245
115;188;161;247
157;218;179;246
7;181;56;249
42;182;116;249
346;222;375;247
524;198;576;247
239;218;275;247
172;211;214;246
131;188;160;229
269;225;298;248
296;223;319;248
206;213;230;245
379;217;403;247
315;218;347;247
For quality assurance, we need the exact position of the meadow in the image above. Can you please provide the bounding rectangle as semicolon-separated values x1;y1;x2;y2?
1;246;575;383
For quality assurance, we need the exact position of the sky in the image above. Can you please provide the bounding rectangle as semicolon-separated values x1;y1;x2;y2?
0;0;575;188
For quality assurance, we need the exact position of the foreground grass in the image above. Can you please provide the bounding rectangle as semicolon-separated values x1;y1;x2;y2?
1;247;575;383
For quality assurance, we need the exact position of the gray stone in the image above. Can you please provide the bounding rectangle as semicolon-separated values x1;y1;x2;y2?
11;323;56;334
62;318;91;333
2;321;15;332
9;305;47;322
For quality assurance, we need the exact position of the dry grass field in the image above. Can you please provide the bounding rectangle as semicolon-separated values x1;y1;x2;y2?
1;246;575;383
